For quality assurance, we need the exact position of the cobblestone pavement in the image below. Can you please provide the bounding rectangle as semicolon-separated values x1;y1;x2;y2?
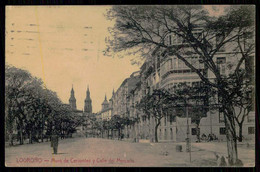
5;137;255;167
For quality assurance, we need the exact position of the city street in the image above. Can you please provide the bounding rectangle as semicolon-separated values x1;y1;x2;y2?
5;137;255;167
5;5;255;168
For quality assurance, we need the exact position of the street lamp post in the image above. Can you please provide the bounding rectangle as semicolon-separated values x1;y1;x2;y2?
185;97;191;163
171;91;192;162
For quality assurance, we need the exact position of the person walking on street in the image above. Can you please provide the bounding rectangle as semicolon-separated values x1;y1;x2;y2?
51;131;59;154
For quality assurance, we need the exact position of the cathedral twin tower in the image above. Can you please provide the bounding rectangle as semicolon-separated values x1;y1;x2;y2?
69;85;92;114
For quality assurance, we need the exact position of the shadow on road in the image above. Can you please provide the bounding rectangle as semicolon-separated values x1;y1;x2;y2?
52;153;68;155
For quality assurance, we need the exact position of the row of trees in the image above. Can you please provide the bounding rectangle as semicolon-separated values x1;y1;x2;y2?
136;75;252;143
105;5;255;165
136;82;215;143
5;65;83;146
91;115;139;140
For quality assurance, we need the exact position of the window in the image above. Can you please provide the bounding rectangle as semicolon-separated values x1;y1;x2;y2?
243;31;253;50
169;115;175;125
169;35;172;45
216;57;226;64
216;33;225;52
219;127;226;135
157;56;160;69
192;32;203;43
248;127;255;134
219;111;224;123
172;57;177;69
245;56;254;80
164;116;167;126
169;59;173;69
248;115;255;122
194;32;202;39
217;57;226;75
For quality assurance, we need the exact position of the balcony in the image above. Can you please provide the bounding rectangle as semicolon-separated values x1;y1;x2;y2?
160;70;202;88
160;57;204;79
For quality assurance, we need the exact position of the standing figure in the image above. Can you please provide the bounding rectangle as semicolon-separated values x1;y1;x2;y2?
51;131;59;154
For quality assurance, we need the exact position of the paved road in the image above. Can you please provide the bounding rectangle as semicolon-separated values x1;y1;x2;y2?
5;137;254;167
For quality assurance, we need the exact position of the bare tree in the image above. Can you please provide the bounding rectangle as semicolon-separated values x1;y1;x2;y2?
229;69;254;142
136;89;174;142
105;5;254;164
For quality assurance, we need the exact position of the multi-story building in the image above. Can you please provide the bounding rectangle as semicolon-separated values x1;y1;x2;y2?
121;28;255;142
95;94;114;138
104;71;140;138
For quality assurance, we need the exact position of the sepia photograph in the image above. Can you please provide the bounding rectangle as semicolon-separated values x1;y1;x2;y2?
5;5;255;167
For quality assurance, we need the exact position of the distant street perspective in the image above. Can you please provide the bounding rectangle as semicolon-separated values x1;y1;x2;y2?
5;5;255;167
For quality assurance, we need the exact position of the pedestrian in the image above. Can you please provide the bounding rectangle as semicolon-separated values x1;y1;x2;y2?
121;133;124;140
51;131;59;154
201;133;207;141
212;133;217;140
208;134;213;142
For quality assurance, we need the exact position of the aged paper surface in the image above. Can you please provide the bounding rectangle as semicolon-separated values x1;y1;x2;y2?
5;5;255;167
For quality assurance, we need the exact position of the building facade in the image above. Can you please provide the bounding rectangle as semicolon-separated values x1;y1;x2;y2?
106;27;255;143
100;95;113;121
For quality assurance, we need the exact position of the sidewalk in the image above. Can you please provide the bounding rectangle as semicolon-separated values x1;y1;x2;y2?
192;141;255;167
122;138;255;167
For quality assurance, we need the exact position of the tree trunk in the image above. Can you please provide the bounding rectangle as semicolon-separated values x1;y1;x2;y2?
196;123;200;142
29;131;32;144
238;123;243;142
41;131;44;142
224;110;238;165
41;118;44;142
9;133;14;146
154;121;160;143
133;124;136;142
19;126;23;145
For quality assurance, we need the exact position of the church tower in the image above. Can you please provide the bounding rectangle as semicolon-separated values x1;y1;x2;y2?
84;85;92;114
69;85;77;111
102;94;109;110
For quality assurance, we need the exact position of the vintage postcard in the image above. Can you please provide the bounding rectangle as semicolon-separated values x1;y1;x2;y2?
5;5;255;167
